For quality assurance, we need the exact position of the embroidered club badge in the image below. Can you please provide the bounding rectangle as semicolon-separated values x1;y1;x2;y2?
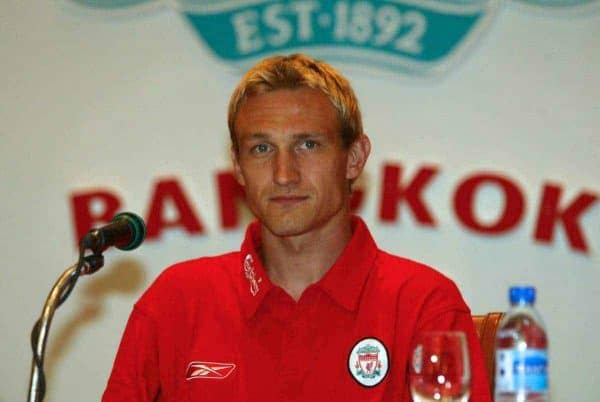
348;337;389;387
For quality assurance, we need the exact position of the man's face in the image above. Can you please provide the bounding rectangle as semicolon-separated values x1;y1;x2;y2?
232;87;365;238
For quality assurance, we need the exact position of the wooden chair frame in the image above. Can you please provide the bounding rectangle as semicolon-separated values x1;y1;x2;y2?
472;312;504;395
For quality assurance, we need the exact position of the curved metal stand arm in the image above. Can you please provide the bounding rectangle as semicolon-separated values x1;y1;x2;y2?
28;263;80;402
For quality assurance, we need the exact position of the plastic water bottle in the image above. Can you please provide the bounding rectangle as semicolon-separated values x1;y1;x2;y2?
495;286;548;402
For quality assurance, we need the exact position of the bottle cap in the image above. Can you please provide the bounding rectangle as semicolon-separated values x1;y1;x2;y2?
509;286;536;304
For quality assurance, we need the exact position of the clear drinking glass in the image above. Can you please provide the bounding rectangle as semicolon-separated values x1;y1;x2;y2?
409;331;471;402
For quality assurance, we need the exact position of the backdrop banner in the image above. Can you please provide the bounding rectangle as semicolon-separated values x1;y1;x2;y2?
1;1;598;401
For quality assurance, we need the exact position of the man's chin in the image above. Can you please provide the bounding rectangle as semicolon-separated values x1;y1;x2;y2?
261;217;311;238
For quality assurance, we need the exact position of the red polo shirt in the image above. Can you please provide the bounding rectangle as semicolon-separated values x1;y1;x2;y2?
103;217;491;402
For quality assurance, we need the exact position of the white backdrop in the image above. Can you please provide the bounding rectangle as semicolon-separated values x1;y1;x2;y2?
1;1;599;401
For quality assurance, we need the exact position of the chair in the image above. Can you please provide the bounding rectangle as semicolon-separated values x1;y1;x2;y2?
472;312;504;395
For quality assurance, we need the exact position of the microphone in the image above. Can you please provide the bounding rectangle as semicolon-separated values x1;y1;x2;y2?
81;212;146;254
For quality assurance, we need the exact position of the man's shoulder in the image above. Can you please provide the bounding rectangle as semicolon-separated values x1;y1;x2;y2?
375;249;454;287
373;249;469;314
158;251;240;282
135;251;241;313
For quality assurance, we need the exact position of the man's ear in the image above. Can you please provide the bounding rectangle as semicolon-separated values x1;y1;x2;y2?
230;147;246;187
346;134;371;181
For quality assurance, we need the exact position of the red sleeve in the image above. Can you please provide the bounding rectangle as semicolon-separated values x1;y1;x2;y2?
414;309;492;402
102;307;160;402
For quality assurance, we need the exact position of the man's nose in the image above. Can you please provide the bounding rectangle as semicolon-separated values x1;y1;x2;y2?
273;150;300;186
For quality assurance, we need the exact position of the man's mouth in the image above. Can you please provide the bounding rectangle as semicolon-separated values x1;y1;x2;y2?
269;195;309;205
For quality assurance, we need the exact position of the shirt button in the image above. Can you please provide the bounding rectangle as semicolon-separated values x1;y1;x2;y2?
288;328;296;338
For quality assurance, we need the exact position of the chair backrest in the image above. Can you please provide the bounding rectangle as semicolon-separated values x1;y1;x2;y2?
472;312;504;396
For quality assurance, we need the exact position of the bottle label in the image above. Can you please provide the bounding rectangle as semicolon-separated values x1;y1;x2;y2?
495;348;548;393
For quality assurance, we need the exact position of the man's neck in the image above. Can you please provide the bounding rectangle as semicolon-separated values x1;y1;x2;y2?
260;214;353;301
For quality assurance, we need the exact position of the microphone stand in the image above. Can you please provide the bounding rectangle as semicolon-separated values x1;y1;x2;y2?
28;211;145;401
28;251;104;402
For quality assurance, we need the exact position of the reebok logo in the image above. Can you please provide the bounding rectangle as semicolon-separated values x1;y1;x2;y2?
186;361;237;380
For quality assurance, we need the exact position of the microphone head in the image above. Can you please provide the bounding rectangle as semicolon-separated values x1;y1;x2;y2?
112;212;146;251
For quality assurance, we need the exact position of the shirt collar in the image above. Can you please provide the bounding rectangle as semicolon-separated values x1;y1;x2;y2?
236;216;378;319
316;216;378;312
238;221;273;319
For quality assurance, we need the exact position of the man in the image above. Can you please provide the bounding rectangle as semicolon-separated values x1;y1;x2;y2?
103;54;491;401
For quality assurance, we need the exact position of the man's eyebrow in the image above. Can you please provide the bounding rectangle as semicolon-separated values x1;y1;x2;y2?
292;132;327;140
241;132;327;141
241;133;270;142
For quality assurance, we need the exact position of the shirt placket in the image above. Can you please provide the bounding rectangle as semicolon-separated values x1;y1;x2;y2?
277;293;316;402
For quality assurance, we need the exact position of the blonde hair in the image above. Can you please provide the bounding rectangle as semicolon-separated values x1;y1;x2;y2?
228;54;363;152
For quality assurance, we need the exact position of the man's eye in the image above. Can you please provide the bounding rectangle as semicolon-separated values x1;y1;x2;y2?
300;140;318;150
252;144;270;153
